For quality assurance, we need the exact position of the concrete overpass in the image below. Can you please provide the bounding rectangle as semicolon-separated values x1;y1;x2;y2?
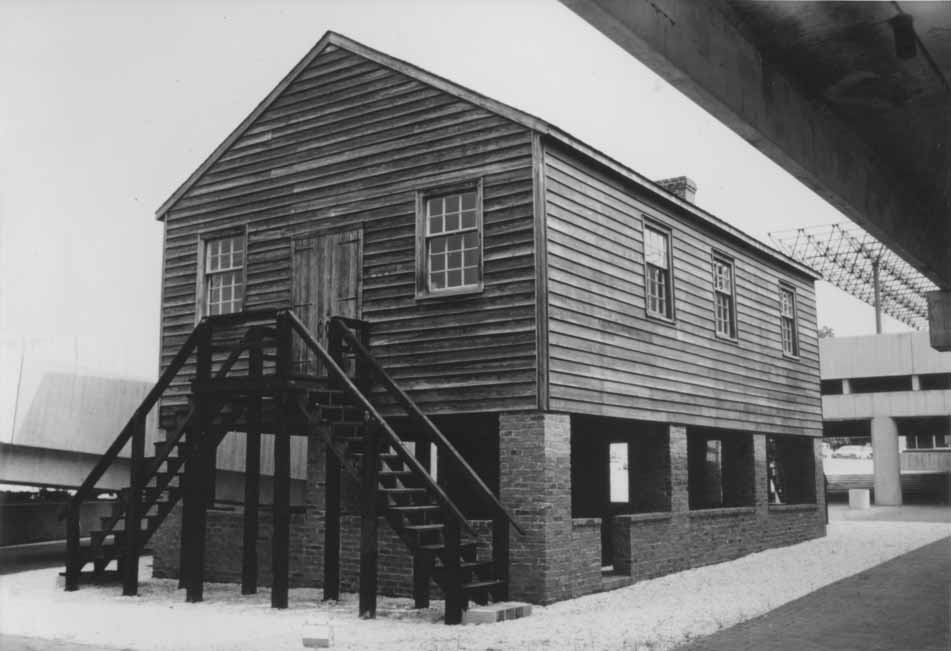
559;1;951;338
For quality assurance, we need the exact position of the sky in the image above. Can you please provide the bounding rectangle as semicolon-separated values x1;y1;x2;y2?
0;0;910;381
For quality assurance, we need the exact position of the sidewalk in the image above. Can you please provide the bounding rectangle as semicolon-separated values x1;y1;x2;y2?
0;520;947;650
675;536;950;651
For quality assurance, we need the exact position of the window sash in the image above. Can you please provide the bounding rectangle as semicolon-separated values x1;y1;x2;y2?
646;264;670;316
422;189;481;293
204;235;245;316
780;288;798;354
644;225;672;318
713;258;735;337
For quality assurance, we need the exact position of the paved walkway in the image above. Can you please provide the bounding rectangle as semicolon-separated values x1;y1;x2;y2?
676;537;951;651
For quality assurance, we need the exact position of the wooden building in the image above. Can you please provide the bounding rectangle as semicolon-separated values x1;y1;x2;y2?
63;32;825;622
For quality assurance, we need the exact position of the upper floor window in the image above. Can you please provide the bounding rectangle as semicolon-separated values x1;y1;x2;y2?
643;223;674;319
204;235;244;315
712;255;736;339
417;184;483;297
780;286;798;356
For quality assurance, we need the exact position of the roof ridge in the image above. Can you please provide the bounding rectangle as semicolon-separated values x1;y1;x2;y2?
154;30;818;279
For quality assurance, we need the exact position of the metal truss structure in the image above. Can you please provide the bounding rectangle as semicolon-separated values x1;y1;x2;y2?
769;223;938;331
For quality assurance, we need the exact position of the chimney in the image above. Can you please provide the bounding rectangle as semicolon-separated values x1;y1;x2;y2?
655;176;697;204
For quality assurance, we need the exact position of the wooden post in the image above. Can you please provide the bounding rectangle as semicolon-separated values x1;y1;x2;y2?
185;323;212;603
64;507;80;591
443;513;463;625
492;515;509;602
413;551;432;609
358;421;379;619
271;393;291;609
413;438;431;608
323;445;341;601
241;343;263;595
122;413;146;596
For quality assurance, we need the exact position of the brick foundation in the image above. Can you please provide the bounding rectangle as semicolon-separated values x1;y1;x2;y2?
499;411;602;604
611;426;825;581
151;416;825;605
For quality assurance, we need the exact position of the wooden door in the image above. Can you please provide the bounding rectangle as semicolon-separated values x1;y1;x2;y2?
291;228;362;377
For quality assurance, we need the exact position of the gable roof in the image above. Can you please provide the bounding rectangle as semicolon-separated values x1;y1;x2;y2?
156;31;819;280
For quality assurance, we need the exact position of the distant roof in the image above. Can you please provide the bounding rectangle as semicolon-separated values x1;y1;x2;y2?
770;223;939;330
156;31;819;279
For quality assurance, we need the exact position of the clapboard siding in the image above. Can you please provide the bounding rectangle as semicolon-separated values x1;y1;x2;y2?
159;45;537;424
543;143;822;436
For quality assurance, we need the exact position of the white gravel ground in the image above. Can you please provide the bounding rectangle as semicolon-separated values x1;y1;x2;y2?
2;521;947;651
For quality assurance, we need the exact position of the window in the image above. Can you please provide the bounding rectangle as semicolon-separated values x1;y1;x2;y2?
203;234;245;316
417;185;482;296
712;255;736;338
779;286;798;356
850;375;913;394
643;223;674;319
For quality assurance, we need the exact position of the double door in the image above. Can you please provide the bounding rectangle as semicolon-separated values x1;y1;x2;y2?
291;227;362;377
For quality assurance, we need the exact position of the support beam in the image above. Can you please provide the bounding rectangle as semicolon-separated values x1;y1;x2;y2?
241;346;262;595
184;325;212;603
122;413;146;596
412;438;432;609
323;444;340;602
271;394;291;609
358;422;379;619
443;514;463;625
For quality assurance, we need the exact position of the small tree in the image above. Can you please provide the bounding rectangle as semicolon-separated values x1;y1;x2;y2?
818;325;835;339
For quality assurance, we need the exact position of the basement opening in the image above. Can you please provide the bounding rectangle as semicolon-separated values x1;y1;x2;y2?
687;428;754;510
767;436;817;505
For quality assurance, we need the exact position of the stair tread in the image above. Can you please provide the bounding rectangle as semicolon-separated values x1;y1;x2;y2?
380;487;428;494
401;523;444;532
390;505;441;512
418;541;478;552
462;579;505;590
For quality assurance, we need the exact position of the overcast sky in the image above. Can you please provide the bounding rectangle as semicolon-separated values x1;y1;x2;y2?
0;0;909;380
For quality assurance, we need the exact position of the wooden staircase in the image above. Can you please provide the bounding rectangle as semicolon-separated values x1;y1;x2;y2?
61;309;523;624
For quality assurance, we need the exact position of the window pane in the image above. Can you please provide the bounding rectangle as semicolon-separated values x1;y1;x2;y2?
445;212;459;232
463;250;478;267
432;237;446;253
445;195;459;213
448;251;462;269
460;210;476;229
429;216;443;235
463;267;478;285
460;191;475;211
431;271;446;290
447;269;462;287
431;253;445;271
644;228;668;269
427;197;442;218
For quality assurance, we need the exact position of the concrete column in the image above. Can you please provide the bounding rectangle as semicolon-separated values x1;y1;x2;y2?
668;424;689;513
871;417;902;505
499;411;577;604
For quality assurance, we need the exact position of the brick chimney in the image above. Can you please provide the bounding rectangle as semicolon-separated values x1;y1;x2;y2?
655;176;697;203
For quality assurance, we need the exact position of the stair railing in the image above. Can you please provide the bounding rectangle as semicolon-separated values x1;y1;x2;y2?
61;309;281;591
59;321;206;590
283;310;474;534
326;315;525;537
